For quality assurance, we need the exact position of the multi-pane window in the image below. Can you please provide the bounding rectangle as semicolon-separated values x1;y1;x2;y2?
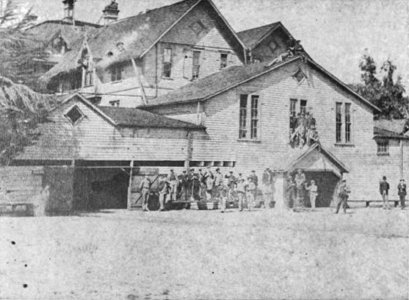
162;48;172;78
289;98;297;132
250;95;259;139
220;53;228;69
192;51;201;80
300;99;307;114
239;94;259;140
377;140;389;155
345;103;352;143
111;65;123;82
84;70;93;87
335;102;342;143
239;95;247;139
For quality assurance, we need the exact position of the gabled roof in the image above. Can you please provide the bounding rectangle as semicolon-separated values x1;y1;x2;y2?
374;119;409;139
53;93;204;130
271;143;349;174
98;106;204;129
144;57;301;107
237;22;293;50
42;0;246;83
144;56;381;113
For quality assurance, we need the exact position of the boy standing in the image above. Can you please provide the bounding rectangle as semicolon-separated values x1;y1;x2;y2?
379;176;390;209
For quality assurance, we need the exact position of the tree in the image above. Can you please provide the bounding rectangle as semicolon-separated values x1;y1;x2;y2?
0;1;57;165
351;53;409;119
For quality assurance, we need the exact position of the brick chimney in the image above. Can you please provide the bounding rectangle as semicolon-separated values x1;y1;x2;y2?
62;0;76;21
103;0;119;25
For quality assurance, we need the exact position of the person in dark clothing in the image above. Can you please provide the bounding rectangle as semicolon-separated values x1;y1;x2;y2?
398;179;406;209
379;176;390;209
335;179;350;214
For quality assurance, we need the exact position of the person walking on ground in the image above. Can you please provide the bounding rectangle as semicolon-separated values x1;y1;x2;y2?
398;179;406;209
335;179;350;214
306;180;318;210
379;176;390;210
246;177;257;211
158;175;169;211
139;175;152;212
261;168;273;209
236;177;246;211
168;169;178;201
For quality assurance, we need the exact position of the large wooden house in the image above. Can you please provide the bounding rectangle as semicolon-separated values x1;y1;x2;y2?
5;0;409;214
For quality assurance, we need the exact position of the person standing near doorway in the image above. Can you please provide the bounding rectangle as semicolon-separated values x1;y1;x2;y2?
379;176;390;210
139;175;152;212
158;175;169;211
397;179;406;209
168;169;177;201
294;169;306;207
335;179;350;214
306;180;318;210
261;168;273;209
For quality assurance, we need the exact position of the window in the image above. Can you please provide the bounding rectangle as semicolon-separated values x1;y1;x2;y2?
162;48;172;78
192;51;201;80
335;102;342;143
300;100;307;114
250;95;259;139
289;98;297;132
239;95;247;139
377;140;389;155
65;106;84;125
109;100;120;107
293;69;306;83
239;94;259;140
84;70;93;87
220;53;228;69
345;103;352;143
111;65;123;82
268;40;277;52
190;21;206;35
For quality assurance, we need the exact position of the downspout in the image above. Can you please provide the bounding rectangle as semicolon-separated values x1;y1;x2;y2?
400;139;404;178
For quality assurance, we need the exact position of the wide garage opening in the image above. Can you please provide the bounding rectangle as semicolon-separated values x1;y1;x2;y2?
73;162;130;211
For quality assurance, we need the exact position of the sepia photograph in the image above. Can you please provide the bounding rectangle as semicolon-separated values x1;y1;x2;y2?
0;0;408;299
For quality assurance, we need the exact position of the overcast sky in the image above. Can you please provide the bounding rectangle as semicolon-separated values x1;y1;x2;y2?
24;0;409;88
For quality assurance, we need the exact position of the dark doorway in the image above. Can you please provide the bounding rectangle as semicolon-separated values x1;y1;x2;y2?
304;171;340;207
73;168;129;211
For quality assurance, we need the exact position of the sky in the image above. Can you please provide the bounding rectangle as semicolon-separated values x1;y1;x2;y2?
21;0;409;88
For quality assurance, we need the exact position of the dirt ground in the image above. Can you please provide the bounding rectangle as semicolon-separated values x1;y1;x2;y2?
0;206;408;300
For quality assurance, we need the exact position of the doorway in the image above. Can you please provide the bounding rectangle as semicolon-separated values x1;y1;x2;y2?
304;171;340;207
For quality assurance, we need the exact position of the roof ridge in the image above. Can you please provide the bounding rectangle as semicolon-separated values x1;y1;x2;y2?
237;21;281;34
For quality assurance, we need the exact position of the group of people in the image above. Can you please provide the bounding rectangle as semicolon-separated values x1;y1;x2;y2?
138;168;276;212
379;176;406;210
287;169;319;210
289;111;319;149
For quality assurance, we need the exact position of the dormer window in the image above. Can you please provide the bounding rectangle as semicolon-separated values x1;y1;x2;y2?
190;21;206;36
116;42;125;52
65;106;84;125
268;40;278;52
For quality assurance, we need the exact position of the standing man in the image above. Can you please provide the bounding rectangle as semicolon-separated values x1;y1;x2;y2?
398;179;406;209
335;179;350;214
294;169;306;207
249;170;259;204
261;168;273;209
379;176;390;210
246;177;257;211
236;177;246;211
157;175;169;211
214;168;224;201
306;180;318;210
168;169;178;201
139;175;152;212
225;171;237;203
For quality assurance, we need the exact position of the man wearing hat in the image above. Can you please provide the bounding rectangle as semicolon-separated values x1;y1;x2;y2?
397;179;406;209
214;168;224;201
335;179;350;214
225;170;237;203
139;175;152;212
379;176;390;210
168;169;177;201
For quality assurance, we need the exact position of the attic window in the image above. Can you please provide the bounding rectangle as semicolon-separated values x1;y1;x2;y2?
65;106;84;125
269;40;278;52
190;21;206;35
116;42;125;52
293;68;306;83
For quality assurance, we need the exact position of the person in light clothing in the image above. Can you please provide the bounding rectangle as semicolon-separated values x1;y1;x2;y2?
236;177;246;211
306;180;318;210
139;175;152;212
246;177;257;211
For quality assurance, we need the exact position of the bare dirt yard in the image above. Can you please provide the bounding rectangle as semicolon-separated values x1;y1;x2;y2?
0;206;408;300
